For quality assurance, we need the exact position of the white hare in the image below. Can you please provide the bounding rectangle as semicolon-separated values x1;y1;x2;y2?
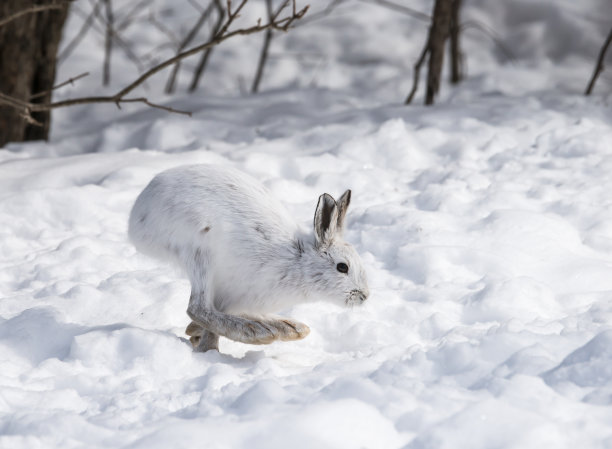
128;164;369;352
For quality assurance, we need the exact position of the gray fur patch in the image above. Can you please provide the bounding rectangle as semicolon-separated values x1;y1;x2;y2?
254;224;270;240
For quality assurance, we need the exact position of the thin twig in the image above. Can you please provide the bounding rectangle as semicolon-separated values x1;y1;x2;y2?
357;0;430;22
586;27;612;95
187;0;207;14
140;42;177;65
29;72;90;100
102;0;114;85
293;0;344;27
116;0;150;31
58;0;102;63
0;91;191;118
0;3;69;28
91;1;146;73
115;98;193;115
147;10;180;45
165;1;217;93
189;0;226;92
251;0;276;93
405;35;430;104
460;20;514;63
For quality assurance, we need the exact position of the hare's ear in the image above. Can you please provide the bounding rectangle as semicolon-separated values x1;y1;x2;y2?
314;193;338;248
336;189;351;234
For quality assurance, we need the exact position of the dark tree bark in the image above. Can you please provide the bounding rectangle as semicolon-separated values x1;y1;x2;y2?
0;0;68;147
449;0;462;84
405;0;459;106
425;0;451;105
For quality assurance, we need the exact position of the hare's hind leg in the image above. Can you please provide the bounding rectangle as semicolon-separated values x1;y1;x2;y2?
186;251;308;346
184;247;221;352
187;293;309;345
185;321;219;352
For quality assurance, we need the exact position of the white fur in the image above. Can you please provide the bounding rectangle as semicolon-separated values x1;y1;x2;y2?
128;164;369;350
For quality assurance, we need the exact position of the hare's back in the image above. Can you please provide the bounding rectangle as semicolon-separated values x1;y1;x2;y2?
162;164;295;226
129;164;297;260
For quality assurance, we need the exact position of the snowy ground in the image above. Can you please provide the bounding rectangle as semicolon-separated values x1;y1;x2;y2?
2;0;612;448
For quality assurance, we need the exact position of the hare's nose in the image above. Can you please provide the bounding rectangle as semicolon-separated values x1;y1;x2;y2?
355;290;368;303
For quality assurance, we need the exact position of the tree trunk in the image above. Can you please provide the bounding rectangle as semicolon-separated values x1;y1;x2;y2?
449;0;462;84
425;0;452;105
0;0;68;147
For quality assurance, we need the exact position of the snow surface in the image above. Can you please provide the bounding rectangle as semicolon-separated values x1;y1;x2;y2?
2;0;612;447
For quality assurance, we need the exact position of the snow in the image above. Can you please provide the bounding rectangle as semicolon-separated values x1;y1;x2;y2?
2;0;612;447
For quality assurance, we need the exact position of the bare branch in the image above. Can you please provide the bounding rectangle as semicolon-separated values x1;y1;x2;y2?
147;9;180;45
165;1;217;93
0;93;26;109
102;0;114;85
586;27;612;95
127;0;306;98
405;35;430;104
116;0;150;31
357;0;430;22
0;91;191;123
114;98;192;116
0;2;70;28
251;0;276;93
58;0;102;63
0;0;309;122
293;0;344;27
30;72;90;100
188;0;226;92
20;111;44;128
216;0;249;39
91;1;146;73
187;0;207;14
460;20;514;63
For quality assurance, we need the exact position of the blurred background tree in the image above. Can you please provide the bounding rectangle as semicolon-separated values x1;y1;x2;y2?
1;0;609;148
0;1;69;146
0;0;307;148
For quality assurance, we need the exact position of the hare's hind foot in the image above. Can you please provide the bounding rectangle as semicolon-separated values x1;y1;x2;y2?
228;315;310;344
260;317;310;342
185;321;219;352
187;307;310;346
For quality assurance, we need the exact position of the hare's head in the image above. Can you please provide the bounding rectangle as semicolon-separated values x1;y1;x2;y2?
305;190;369;306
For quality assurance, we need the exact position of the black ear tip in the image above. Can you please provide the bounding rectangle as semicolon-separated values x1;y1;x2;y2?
339;189;351;206
320;193;335;204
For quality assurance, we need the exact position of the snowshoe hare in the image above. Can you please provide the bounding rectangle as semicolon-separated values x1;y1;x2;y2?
128;164;369;352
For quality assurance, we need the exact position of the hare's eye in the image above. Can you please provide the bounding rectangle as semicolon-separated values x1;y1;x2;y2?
336;262;349;274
